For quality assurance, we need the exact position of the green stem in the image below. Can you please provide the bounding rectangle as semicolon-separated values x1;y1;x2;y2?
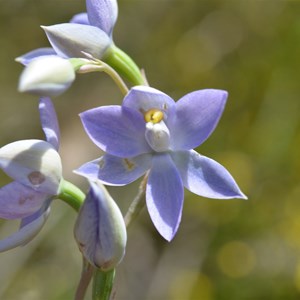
76;59;129;96
99;61;129;96
58;179;85;212
75;258;94;300
104;45;145;86
92;269;116;300
124;174;148;228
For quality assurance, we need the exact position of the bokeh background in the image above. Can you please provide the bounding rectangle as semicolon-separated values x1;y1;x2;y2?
1;0;300;299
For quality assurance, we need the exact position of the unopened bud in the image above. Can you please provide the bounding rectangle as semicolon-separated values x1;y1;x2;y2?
0;139;62;195
74;181;127;271
18;56;75;96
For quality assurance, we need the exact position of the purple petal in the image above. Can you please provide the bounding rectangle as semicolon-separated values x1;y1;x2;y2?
146;154;184;241
0;205;50;252
74;153;152;186
42;23;111;59
70;12;90;25
86;0;118;36
171;89;227;150
123;86;176;126
0;181;48;219
15;48;57;66
172;150;247;199
20;198;52;228
39;98;60;150
80;106;151;157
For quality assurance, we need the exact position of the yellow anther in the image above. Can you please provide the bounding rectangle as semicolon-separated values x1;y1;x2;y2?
144;109;164;124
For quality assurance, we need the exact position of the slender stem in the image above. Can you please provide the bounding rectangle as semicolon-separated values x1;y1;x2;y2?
100;61;129;96
75;258;94;300
77;60;129;96
58;179;85;212
58;180;91;299
124;174;148;228
92;269;116;300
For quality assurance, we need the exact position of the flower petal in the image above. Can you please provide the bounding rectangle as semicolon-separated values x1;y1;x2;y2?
19;198;51;228
171;89;227;150
172;150;247;199
70;12;90;25
123;86;176;125
0;140;62;195
86;0;118;36
0;204;50;252
15;48;57;66
0;181;48;219
42;23;111;59
74;153;152;186
80;106;151;157
39;98;60;150
146;154;184;241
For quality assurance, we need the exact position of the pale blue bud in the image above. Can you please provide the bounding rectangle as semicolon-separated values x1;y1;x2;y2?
74;181;127;271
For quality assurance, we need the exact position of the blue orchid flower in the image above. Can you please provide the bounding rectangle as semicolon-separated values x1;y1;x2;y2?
0;98;62;251
75;86;247;241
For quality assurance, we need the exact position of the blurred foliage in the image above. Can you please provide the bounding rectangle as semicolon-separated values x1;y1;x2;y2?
1;0;300;299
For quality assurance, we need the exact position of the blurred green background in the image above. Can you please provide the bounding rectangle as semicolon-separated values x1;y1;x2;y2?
1;0;300;299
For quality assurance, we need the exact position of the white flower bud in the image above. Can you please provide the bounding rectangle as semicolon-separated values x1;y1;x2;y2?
18;56;75;96
0;139;62;195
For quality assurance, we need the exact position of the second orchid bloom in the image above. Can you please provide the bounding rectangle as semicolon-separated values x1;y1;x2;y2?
0;98;62;251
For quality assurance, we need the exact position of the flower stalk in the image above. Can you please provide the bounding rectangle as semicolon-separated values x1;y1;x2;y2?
76;56;129;96
124;174;148;228
75;258;94;300
92;269;116;300
58;179;85;212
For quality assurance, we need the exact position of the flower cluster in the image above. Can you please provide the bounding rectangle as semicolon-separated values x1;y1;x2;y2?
17;0;118;96
17;0;117;65
0;0;247;298
17;0;143;97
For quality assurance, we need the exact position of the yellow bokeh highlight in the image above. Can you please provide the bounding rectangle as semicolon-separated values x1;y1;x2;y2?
277;186;300;250
294;261;300;292
217;241;256;278
278;216;300;250
168;271;214;300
